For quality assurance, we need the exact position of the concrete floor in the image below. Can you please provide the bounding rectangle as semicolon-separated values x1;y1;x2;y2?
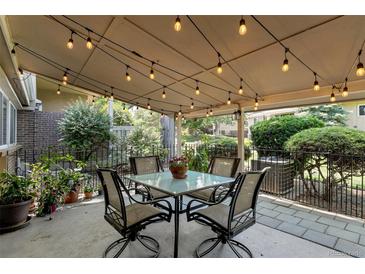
0;199;349;258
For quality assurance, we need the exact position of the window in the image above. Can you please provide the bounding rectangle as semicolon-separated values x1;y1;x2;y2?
0;90;16;148
359;105;365;116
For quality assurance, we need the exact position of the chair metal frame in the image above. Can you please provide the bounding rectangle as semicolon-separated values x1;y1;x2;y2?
207;156;241;178
186;167;270;258
97;168;172;258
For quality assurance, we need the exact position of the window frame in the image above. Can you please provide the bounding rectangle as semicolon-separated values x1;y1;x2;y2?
0;89;17;150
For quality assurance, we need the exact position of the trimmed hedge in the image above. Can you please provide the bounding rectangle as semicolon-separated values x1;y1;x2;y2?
250;115;324;152
285;126;365;154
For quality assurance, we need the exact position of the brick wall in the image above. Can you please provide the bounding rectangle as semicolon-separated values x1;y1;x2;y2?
17;110;64;151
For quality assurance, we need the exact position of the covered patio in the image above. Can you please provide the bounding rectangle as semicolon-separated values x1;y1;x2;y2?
1;14;365;259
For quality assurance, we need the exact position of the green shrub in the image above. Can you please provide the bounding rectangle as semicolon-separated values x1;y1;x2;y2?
285;126;365;154
58;100;112;156
251;115;324;153
0;172;36;205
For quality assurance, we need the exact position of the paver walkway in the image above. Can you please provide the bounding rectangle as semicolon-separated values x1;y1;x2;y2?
256;194;365;257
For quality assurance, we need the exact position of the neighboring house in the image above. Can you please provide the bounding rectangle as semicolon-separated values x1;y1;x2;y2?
340;100;365;131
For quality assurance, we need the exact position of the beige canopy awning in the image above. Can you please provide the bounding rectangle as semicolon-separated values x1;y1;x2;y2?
3;15;365;117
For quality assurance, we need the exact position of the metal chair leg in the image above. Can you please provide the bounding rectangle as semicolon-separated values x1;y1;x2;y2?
103;237;129;258
195;237;222;258
136;234;160;258
227;239;253;258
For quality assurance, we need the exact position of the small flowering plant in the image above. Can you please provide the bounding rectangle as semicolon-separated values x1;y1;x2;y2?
169;156;188;179
169;156;188;168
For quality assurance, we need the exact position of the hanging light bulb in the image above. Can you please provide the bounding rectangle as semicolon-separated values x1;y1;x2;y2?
330;91;336;102
178;109;182;116
109;87;114;100
162;87;166;99
147;99;151;109
125;66;131;81
217;53;223;74
62;79;67;86
313;73;320;91
136;103;139;110
150;111;153;115
92;96;95;103
66;31;74;49
56;85;61;95
238;78;243;94
342;78;349;97
182;115;185;121
239;17;247;36
210;108;213;116
254;106;258;111
175;115;178;121
123;104;126;110
190;101;194;109
255;95;259;107
282;48;289;72
227;92;231;105
174;16;182;32
63;71;68;82
195;81;200;95
149;62;155;80
206;110;209;117
86;36;93;50
356;50;365;77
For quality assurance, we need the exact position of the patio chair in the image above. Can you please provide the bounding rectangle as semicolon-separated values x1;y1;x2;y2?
187;157;241;202
96;168;172;258
186;167;270;258
129;156;171;200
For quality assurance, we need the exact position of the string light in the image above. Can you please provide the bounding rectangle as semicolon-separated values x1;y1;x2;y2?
217;53;223;74
174;16;182;32
342;78;349;97
110;87;114;100
150;111;153;115
313;73;320;91
356;50;365;77
147;99;151;109
86;34;93;50
123;103;126;110
182;115;185;121
195;81;200;95
125;65;131;81
190;101;194;109
66;31;74;49
210;107;213;116
330;90;336;102
56;85;61;95
162;87;166;99
178;105;182;116
206;110;209;117
282;48;289;72
136;103;139;110
227;92;231;105
255;94;259;107
239;17;247;36
63;71;68;82
149;62;155;80
92;96;95;103
238;78;243;94
175;115;178;121
254;106;258;111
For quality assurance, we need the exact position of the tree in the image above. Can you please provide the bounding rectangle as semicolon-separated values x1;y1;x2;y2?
299;104;349;126
58;100;112;157
285;127;365;199
93;97;133;126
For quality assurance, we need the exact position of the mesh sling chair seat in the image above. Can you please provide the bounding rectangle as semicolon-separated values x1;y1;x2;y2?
187;157;241;202
129;156;171;200
97;168;172;258
186;167;270;258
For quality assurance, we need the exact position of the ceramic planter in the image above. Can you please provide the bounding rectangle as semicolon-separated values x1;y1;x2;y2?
169;166;188;179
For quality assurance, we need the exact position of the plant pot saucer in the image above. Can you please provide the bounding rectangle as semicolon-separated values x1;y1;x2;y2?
0;215;32;234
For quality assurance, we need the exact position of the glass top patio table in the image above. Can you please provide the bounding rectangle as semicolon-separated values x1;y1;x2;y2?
125;170;234;196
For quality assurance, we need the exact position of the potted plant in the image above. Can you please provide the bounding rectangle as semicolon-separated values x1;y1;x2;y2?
0;171;36;231
169;156;189;179
83;184;94;199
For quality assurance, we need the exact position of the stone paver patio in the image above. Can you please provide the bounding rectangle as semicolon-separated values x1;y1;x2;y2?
255;194;365;257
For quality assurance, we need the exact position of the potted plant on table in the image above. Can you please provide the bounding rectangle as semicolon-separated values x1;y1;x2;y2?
0;171;36;232
169;156;189;179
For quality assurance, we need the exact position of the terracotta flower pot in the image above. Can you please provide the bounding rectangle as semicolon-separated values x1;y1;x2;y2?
169;166;188;179
84;192;93;199
64;190;79;204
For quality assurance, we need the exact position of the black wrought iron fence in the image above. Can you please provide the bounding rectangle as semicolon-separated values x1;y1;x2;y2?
4;144;364;219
